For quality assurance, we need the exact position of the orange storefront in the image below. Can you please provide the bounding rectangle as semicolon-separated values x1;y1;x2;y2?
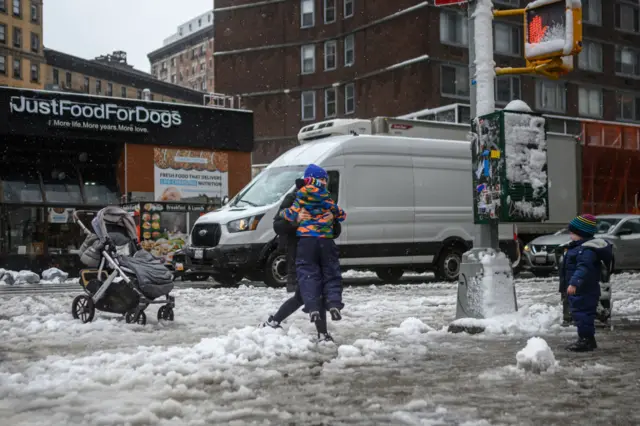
0;87;253;273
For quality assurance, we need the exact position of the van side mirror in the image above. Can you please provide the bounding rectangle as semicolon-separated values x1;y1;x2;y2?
221;195;229;205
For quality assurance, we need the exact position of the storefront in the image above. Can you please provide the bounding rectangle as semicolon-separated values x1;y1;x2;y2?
0;87;253;274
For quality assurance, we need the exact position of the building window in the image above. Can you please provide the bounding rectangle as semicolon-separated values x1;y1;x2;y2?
344;34;354;66
494;23;520;56
325;88;337;117
495;76;520;104
0;55;5;75
170;57;175;67
200;62;205;71
65;71;71;87
615;45;640;76
200;45;205;55
198;18;202;27
324;40;337;70
583;0;601;25
13;58;20;79
52;68;58;84
344;83;355;114
344;0;354;18
30;2;37;22
301;91;316;121
0;0;5;12
30;62;38;82
616;92;640;121
301;44;315;74
106;82;113;96
171;74;176;83
12;0;19;16
30;32;38;53
615;2;640;33
209;14;212;22
440;11;468;46
121;86;127;98
441;65;470;98
189;23;192;31
301;0;315;28
535;79;566;112
137;90;142;100
578;40;603;72
324;0;336;23
578;87;603;118
83;77;90;93
96;80;102;95
0;24;5;44
13;27;21;48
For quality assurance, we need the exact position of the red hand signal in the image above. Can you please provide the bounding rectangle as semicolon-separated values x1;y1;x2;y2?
529;15;549;43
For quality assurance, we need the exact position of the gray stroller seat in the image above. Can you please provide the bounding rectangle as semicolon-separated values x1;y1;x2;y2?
119;250;174;300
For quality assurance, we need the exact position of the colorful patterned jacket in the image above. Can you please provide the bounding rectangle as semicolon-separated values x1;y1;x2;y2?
280;177;346;238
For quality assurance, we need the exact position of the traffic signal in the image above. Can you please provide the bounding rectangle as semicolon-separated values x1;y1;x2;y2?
524;0;582;62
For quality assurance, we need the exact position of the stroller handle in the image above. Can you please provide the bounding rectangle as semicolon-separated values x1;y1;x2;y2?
73;210;96;235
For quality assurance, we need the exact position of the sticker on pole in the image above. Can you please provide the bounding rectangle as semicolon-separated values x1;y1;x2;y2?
434;0;468;6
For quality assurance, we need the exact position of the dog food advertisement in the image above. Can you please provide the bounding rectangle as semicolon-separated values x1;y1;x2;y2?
153;148;229;203
139;203;189;264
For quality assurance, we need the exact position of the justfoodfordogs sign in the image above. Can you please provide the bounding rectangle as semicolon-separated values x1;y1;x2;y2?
0;87;255;151
10;95;183;130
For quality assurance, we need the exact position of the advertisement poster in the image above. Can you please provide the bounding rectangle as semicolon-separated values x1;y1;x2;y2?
139;203;189;264
153;148;229;203
48;207;75;223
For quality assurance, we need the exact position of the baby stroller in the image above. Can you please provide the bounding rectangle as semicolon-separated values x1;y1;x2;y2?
71;206;175;325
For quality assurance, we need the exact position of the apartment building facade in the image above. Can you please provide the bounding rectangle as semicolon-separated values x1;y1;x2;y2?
213;0;640;165
44;49;204;104
148;10;215;93
0;0;44;89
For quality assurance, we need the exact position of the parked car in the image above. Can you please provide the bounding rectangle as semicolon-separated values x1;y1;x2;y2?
524;214;640;277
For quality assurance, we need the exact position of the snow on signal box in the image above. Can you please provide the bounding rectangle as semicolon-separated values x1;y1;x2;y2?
434;0;468;6
523;0;583;62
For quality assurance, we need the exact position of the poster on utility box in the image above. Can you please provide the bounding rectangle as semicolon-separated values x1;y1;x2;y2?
153;148;228;203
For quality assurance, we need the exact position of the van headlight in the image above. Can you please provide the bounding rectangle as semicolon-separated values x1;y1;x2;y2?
227;215;264;233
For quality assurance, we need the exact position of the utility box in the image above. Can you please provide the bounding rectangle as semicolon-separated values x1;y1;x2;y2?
471;109;549;224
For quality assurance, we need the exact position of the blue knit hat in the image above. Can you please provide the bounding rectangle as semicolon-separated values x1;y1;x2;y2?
568;214;597;238
304;164;328;180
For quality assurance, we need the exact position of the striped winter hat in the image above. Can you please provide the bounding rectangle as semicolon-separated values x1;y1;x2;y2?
568;214;597;238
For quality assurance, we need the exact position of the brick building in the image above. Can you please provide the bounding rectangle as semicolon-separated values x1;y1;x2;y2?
213;0;640;165
148;10;215;93
44;49;204;104
0;0;44;89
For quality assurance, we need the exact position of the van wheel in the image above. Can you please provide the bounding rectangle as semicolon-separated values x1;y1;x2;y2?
265;251;287;288
375;268;404;283
437;248;463;282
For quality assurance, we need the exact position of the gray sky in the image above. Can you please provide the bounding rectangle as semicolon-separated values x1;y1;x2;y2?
44;0;214;73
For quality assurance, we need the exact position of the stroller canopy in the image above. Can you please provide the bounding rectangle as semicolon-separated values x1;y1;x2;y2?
91;206;138;243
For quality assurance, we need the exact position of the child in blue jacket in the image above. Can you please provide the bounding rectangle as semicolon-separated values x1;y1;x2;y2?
280;164;346;326
560;214;613;352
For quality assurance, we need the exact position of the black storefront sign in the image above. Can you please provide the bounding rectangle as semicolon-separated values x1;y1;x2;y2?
0;87;254;152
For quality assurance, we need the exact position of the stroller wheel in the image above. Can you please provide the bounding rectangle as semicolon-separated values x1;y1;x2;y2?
125;310;147;325
157;305;175;322
71;295;95;324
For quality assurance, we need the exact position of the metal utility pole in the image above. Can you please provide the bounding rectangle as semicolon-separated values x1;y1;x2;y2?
468;0;499;250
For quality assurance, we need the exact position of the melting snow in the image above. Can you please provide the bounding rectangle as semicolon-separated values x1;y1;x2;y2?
516;337;557;373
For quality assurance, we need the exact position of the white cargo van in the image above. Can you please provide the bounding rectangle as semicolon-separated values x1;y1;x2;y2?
176;127;518;287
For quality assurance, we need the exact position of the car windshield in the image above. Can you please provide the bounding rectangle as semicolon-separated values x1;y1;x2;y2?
596;218;622;234
232;166;305;207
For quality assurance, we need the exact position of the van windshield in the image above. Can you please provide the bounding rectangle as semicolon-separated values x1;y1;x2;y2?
233;166;305;207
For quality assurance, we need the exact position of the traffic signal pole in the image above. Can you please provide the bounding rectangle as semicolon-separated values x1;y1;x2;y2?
468;0;499;250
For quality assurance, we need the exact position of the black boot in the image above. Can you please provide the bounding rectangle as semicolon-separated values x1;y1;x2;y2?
566;336;597;352
261;315;282;329
317;332;334;343
329;307;342;321
561;319;574;327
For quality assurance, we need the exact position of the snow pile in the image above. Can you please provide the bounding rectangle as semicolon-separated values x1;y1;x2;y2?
516;337;557;374
42;267;69;283
327;339;390;368
387;317;434;337
0;269;40;285
465;249;517;319
449;302;560;336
